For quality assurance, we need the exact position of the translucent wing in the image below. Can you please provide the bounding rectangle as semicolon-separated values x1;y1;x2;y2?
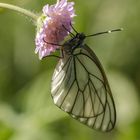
51;44;116;131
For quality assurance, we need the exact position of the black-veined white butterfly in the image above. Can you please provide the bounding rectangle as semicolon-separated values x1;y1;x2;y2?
48;26;122;132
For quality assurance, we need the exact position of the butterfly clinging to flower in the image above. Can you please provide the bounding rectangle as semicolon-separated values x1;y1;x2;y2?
35;0;122;132
51;25;122;132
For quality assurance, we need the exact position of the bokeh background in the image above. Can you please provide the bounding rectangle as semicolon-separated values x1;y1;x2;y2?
0;0;140;140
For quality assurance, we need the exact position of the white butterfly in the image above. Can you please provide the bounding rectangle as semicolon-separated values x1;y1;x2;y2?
50;28;122;131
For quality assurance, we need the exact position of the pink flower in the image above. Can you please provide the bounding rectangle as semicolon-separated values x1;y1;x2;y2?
35;0;75;59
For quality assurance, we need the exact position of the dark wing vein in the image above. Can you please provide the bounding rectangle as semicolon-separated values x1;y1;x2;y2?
52;57;72;96
76;56;105;85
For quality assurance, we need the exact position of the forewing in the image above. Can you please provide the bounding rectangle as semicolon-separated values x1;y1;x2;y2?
51;44;116;131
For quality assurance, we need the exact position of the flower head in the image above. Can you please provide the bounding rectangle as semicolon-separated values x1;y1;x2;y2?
35;0;75;59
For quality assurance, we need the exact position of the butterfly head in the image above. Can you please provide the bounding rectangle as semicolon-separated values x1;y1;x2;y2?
70;32;86;46
75;33;86;41
63;33;86;54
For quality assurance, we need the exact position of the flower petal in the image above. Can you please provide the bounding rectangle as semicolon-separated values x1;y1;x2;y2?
35;0;76;59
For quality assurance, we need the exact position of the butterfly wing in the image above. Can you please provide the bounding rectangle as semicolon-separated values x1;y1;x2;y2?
51;44;116;131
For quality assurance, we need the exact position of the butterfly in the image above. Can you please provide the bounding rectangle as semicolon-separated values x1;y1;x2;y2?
49;26;122;132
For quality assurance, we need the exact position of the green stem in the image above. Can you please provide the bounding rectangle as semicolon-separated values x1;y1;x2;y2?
0;3;38;22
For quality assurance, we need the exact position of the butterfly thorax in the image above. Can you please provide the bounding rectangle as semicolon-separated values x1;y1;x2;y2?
63;33;86;55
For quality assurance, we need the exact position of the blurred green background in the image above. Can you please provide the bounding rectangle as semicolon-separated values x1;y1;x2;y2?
0;0;140;140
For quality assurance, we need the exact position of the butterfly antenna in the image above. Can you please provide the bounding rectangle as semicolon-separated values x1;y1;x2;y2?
70;22;78;34
86;28;123;37
62;24;75;37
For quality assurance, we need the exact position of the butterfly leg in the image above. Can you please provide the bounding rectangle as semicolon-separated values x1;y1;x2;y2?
60;48;64;58
43;38;63;47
